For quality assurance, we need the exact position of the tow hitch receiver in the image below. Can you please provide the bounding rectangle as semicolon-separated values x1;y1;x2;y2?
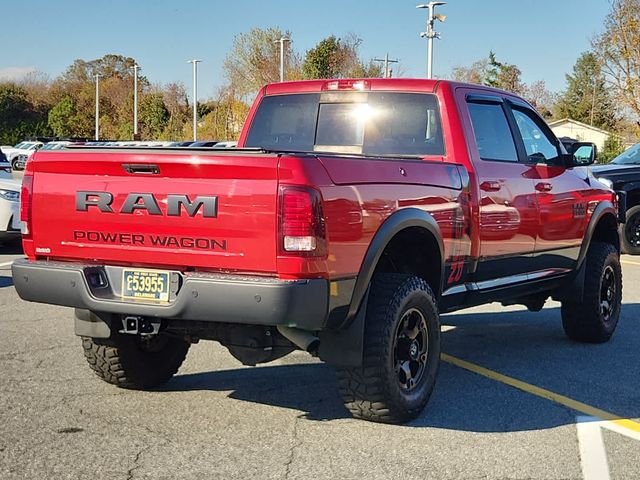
120;316;161;336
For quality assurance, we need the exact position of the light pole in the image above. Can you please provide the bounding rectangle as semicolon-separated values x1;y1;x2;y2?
417;2;446;79
274;37;290;82
94;74;101;141
373;53;399;78
133;63;140;139
188;59;202;141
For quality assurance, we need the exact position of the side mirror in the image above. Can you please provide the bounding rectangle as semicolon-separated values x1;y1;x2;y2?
566;142;597;166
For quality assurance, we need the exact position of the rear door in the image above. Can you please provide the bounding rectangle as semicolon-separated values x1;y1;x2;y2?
460;91;539;282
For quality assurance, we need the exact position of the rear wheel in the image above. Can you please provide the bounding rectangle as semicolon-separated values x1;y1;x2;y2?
621;205;640;255
336;273;440;424
81;332;190;389
561;242;622;343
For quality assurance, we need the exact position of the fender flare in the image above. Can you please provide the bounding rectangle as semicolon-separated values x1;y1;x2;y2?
577;200;619;269
343;208;444;327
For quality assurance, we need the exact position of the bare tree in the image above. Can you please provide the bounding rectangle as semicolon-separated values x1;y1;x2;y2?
594;0;640;120
223;27;302;101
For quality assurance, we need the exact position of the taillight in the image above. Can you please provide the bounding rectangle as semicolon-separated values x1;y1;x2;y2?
279;185;327;257
20;173;33;237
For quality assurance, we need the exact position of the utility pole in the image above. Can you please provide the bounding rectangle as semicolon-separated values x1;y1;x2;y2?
373;53;399;78
274;37;290;82
133;63;140;140
590;74;597;126
188;59;202;141
94;74;101;141
417;2;447;79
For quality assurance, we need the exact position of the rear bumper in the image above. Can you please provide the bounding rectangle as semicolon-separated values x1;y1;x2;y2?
12;259;329;330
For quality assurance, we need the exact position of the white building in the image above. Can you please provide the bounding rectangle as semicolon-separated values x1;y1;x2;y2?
548;118;614;151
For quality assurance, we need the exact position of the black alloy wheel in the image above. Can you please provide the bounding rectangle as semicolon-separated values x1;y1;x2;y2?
394;307;429;391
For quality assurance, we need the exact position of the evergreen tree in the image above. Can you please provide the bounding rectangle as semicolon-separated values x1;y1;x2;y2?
554;52;618;131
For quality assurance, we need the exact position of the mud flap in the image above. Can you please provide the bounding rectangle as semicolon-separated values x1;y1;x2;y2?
74;309;112;338
318;290;368;367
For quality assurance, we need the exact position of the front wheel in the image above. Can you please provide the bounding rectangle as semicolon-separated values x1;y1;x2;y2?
336;273;440;424
621;205;640;255
82;332;190;389
561;242;622;343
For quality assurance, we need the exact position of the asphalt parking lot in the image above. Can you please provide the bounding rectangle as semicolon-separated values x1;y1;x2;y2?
1;241;639;479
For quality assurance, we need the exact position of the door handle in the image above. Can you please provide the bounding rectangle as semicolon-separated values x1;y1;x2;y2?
480;181;501;192
122;164;160;174
535;182;553;192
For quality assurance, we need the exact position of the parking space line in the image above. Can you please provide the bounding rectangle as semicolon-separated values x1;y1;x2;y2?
0;261;15;268
441;353;640;435
576;417;611;480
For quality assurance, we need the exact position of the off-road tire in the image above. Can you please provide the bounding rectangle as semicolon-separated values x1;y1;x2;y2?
336;273;440;424
81;333;190;389
621;205;640;255
561;242;622;343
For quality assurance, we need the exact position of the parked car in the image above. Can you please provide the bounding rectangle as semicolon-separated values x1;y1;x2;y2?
168;141;195;147
212;141;237;148
0;177;21;243
13;141;72;170
0;149;12;178
590;142;640;254
188;140;219;147
7;142;43;170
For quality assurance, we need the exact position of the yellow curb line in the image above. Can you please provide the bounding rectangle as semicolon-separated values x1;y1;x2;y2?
441;353;640;434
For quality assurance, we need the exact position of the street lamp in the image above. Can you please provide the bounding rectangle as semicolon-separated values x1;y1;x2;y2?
94;74;101;141
188;59;202;141
417;2;447;79
274;37;290;82
132;63;140;139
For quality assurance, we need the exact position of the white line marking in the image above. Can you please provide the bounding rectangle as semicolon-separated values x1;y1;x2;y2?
577;416;611;480
0;261;16;268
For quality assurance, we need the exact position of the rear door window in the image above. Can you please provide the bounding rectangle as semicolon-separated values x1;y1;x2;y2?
467;102;518;162
245;92;444;157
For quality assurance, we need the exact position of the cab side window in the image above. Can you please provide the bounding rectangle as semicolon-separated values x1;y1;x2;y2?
467;102;518;162
511;108;560;164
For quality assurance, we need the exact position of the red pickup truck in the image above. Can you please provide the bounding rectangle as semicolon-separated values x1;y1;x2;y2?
13;79;622;424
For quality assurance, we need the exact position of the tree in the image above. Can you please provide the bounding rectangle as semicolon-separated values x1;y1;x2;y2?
599;135;625;163
139;93;169;140
594;0;640;121
485;52;524;94
521;80;557;119
0;83;51;144
302;34;383;79
452;51;523;94
197;88;249;141
223;27;301;101
160;82;189;140
48;96;79;137
554;52;618;130
451;57;490;84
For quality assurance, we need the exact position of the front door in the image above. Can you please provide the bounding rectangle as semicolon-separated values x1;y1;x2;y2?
509;104;590;271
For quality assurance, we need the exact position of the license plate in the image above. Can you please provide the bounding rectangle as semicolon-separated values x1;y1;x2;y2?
122;269;170;302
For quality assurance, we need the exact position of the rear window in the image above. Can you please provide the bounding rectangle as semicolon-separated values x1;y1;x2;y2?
245;92;444;157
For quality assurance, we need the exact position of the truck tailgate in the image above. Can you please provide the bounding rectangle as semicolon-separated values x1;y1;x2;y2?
29;149;279;273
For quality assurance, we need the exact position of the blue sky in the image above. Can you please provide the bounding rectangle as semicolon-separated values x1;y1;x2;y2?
1;0;611;99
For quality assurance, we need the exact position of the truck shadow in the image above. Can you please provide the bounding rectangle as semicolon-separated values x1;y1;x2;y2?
166;302;640;432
